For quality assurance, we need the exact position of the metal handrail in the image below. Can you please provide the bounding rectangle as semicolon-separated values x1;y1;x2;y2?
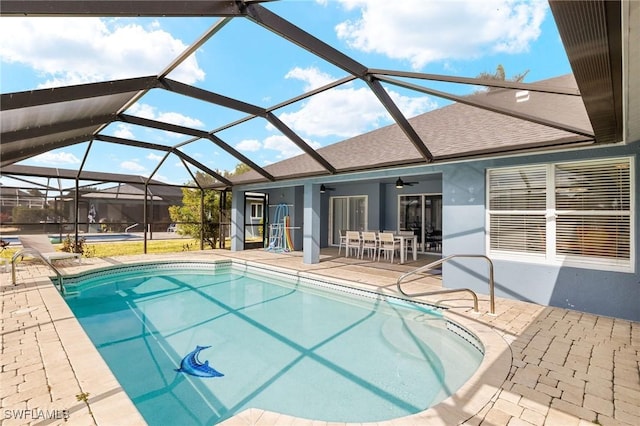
125;223;139;232
396;254;495;314
12;248;65;294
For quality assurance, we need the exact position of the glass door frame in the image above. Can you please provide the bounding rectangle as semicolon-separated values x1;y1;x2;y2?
328;195;368;246
397;192;442;253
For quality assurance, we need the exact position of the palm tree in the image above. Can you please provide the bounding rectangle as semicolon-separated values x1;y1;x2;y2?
476;64;529;90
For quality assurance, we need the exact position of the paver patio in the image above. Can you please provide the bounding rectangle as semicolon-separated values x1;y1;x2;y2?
1;250;638;425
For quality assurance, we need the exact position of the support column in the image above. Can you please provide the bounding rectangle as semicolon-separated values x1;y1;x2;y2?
303;182;321;264
231;188;244;251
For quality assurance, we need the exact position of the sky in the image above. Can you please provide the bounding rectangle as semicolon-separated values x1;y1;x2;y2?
0;0;572;189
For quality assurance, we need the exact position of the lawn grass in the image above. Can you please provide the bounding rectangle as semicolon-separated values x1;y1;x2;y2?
0;238;227;261
86;239;211;257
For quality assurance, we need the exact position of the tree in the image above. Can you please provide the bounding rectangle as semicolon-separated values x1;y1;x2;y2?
169;165;248;249
476;64;529;90
229;163;251;176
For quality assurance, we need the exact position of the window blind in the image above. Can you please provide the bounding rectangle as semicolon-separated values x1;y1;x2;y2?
555;159;631;261
488;165;546;254
488;157;632;269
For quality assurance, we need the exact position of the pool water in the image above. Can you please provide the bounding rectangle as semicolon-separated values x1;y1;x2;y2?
64;264;482;425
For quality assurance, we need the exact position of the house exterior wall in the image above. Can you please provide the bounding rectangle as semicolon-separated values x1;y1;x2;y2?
232;143;637;320
442;141;639;321
320;181;384;241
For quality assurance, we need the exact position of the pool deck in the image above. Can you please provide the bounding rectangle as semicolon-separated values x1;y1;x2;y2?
1;250;638;426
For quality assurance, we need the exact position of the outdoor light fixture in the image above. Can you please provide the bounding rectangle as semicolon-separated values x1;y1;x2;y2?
320;184;335;193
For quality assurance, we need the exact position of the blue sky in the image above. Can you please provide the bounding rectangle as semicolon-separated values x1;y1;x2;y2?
0;0;571;188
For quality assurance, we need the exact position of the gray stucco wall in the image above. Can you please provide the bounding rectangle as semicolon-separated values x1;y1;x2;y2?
442;142;639;321
233;143;638;320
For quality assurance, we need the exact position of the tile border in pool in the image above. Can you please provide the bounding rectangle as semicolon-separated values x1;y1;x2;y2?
50;258;512;426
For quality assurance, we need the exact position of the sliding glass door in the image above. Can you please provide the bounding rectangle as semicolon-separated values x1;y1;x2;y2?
329;196;367;245
398;194;442;252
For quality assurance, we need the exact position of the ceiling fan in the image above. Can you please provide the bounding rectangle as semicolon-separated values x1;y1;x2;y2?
395;178;418;188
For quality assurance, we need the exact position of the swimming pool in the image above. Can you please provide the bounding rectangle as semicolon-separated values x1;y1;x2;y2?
0;233;141;245
63;261;483;425
48;233;141;244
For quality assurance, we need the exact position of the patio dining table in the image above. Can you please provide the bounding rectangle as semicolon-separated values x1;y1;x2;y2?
394;234;418;264
343;231;417;264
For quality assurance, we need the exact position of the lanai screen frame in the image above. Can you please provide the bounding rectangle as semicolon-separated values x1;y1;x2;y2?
0;0;623;252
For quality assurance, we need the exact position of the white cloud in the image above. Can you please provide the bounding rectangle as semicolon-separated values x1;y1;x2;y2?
278;66;437;138
31;151;81;165
389;91;439;118
235;139;262;152
146;153;164;161
113;123;135;139
0;17;205;87
156;111;204;128
334;0;547;69
128;103;157;120
126;103;204;137
263;135;321;159
120;160;146;173
285;67;335;91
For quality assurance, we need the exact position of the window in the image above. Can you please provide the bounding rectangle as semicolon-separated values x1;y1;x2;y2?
250;203;263;219
487;157;633;271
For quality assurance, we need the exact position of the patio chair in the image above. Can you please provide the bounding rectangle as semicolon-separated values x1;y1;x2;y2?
360;231;378;260
345;231;362;258
337;230;347;255
377;232;398;263
18;235;82;264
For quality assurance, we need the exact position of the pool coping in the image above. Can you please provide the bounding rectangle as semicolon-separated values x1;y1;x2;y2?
35;257;511;426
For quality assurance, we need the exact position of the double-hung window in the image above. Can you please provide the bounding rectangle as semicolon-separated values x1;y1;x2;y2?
487;157;633;272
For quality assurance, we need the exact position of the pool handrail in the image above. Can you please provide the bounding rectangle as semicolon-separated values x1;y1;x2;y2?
12;248;64;294
396;254;495;314
125;223;139;232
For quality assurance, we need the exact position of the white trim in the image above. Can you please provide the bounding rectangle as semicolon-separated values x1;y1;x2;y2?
249;202;263;220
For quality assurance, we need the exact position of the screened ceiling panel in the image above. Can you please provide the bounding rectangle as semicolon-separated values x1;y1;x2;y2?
1;89;140;166
3;126;101;166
